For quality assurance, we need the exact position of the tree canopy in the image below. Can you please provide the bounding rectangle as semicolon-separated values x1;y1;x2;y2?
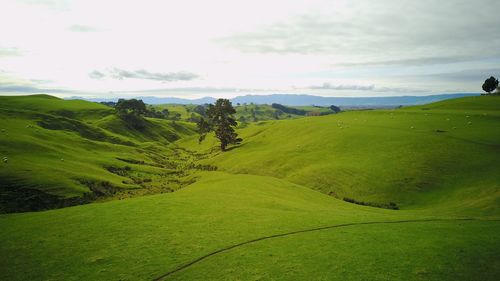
115;99;147;129
197;99;242;151
330;105;341;113
116;99;146;116
482;76;499;94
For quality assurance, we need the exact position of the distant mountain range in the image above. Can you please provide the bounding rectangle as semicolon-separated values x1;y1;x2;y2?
66;93;480;107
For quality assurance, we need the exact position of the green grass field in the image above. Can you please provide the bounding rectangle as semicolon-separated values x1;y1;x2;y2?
0;95;499;280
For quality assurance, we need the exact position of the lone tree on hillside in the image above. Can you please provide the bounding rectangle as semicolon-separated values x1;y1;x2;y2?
482;76;499;95
330;105;341;113
115;98;147;129
197;99;242;151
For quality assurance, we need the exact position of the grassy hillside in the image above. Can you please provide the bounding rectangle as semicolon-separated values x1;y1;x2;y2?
1;172;498;281
0;95;198;212
180;96;500;216
0;95;499;280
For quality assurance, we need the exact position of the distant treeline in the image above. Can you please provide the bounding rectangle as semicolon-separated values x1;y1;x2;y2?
271;103;341;116
271;103;307;115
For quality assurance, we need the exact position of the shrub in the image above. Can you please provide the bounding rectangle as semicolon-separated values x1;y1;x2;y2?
343;197;399;210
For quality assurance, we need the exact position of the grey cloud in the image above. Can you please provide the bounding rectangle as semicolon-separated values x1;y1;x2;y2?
0;83;75;94
89;68;199;82
306;83;429;94
336;56;479;67
416;68;500;82
373;87;430;94
129;87;251;93
88;70;105;79
217;0;500;65
68;25;98;32
309;83;375;91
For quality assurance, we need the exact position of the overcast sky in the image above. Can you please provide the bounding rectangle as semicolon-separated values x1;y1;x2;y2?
1;0;499;99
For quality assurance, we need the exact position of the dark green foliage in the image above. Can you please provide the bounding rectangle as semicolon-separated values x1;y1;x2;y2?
482;76;499;94
100;101;117;107
273;109;283;119
193;105;208;117
197;116;212;144
171;113;181;123
186;163;218;171
145;106;169;119
271;103;307;115
116;99;146;115
197;99;242;151
104;165;132;176
188;113;200;123
330;105;341;113
115;99;147;129
343;197;399;210
78;178;121;197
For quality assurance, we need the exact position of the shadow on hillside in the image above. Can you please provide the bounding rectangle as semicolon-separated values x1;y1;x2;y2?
225;143;245;152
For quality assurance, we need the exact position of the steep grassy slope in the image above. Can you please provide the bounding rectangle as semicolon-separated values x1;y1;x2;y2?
0;95;197;212
180;96;500;216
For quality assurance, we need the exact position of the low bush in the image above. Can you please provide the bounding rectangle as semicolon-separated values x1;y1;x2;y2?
343;197;399;210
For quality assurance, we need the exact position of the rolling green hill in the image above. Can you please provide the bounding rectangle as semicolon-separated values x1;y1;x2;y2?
0;95;198;212
0;95;499;280
180;96;500;216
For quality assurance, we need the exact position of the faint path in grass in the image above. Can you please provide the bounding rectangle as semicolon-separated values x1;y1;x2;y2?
153;218;500;280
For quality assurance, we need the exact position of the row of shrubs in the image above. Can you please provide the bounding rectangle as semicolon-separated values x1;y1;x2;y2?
186;163;218;171
79;178;122;198
343;197;399;210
